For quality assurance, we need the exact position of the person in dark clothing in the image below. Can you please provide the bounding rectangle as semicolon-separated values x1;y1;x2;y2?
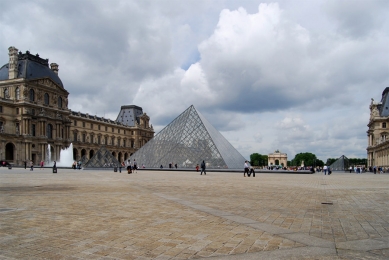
200;160;206;175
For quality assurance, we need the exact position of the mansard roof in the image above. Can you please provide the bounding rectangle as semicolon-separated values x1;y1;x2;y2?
0;51;64;88
379;87;389;117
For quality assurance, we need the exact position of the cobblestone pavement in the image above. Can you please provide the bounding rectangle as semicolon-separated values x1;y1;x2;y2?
0;168;388;259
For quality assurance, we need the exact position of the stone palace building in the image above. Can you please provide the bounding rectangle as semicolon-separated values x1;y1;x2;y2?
0;46;154;166
367;87;389;168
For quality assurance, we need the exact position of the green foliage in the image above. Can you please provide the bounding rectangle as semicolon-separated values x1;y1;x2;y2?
348;158;367;166
326;158;337;165
249;153;268;166
291;152;318;167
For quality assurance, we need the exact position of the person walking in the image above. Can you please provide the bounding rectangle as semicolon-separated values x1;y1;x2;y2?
323;165;328;175
200;160;206;175
24;160;27;169
40;160;44;170
30;160;34;171
244;161;249;177
133;159;137;173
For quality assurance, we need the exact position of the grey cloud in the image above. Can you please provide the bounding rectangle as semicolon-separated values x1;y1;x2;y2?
324;0;389;38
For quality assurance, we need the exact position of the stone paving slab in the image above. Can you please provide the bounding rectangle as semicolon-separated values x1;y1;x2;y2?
0;168;388;259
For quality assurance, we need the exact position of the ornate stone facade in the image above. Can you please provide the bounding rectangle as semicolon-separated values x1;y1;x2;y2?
367;88;389;168
0;46;154;166
268;150;287;167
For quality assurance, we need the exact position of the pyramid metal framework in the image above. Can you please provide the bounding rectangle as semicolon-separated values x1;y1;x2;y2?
128;105;246;169
84;146;121;168
329;155;350;171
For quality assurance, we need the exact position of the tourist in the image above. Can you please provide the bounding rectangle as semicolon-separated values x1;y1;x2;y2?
349;166;353;173
248;162;255;177
200;160;206;175
72;161;76;170
30;160;34;171
244;161;249;177
196;164;199;172
175;163;177;169
24;160;27;169
133;159;137;171
40;160;44;170
323;165;328;175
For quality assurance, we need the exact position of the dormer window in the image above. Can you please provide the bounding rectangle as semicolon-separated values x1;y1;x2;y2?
29;89;35;102
58;97;62;108
44;93;49;105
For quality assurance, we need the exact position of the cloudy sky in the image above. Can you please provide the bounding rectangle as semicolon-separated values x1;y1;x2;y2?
1;0;388;161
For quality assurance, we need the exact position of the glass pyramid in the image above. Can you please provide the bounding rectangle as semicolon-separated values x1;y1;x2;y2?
329;155;350;171
84;146;121;168
129;105;246;169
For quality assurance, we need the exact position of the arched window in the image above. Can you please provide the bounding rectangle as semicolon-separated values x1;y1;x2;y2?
15;87;20;100
46;124;53;139
4;88;9;98
58;96;62;108
44;93;49;105
29;89;35;102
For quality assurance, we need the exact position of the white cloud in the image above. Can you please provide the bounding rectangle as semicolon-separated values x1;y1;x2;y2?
0;0;388;161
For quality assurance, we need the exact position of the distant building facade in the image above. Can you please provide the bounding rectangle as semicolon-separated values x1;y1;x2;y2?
0;46;154;166
268;150;287;167
367;87;389;168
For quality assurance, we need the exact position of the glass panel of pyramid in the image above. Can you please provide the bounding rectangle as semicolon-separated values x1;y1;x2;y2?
329;155;350;171
129;105;246;169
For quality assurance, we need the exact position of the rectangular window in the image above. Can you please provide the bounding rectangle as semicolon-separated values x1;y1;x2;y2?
123;140;126;147
74;120;77;126
112;127;114;132
91;123;93;129
105;126;107;131
118;129;120;134
0;106;2;113
98;136;101;144
16;108;19;114
383;122;387;128
73;132;77;142
82;122;85;127
32;124;36;136
98;125;101;130
82;134;86;142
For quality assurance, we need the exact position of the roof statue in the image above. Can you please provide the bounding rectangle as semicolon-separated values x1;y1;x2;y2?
129;105;246;169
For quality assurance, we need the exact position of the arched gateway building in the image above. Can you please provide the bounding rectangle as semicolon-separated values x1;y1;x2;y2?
0;46;154;166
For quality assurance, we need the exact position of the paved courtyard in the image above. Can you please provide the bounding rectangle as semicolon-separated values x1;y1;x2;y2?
0;168;388;259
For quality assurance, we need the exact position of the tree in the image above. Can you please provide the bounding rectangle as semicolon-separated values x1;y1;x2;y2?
250;153;261;166
249;153;268;166
291;152;318;167
326;158;337;166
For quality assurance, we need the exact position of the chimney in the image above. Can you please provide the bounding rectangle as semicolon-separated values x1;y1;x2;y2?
50;63;59;74
8;46;18;79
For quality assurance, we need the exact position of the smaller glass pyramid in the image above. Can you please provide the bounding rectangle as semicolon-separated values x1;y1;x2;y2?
329;155;350;171
129;105;246;169
84;146;121;168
